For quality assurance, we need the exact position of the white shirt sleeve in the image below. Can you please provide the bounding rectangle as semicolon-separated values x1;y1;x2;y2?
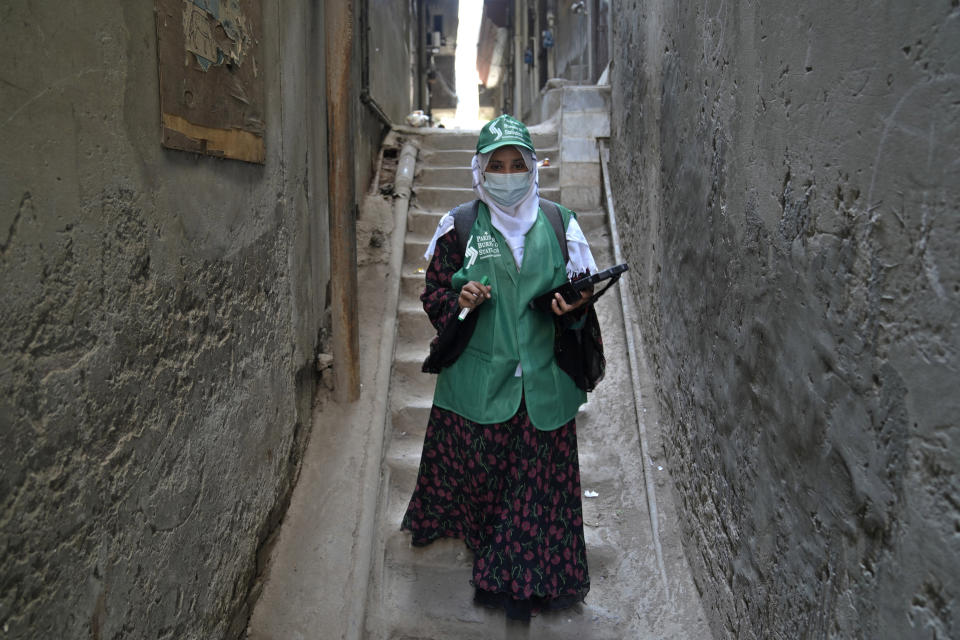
423;212;456;261
565;216;598;277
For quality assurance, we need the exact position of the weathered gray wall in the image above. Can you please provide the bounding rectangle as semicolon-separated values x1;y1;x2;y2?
554;2;591;84
355;0;417;196
0;1;329;637
369;0;416;123
609;1;958;638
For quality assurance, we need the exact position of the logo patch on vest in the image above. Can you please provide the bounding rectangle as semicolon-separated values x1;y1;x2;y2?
467;232;501;267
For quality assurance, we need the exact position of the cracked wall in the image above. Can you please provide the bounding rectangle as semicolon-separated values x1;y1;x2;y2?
609;1;958;638
0;1;330;637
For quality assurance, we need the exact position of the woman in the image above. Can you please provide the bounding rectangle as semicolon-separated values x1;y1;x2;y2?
401;115;597;621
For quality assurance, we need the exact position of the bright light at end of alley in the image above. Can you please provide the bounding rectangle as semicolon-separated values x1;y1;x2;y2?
452;0;484;129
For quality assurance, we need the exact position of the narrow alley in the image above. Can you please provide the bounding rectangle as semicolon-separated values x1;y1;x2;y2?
2;1;957;640
247;118;709;638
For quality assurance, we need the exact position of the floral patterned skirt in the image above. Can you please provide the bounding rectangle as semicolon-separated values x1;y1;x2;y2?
401;399;589;619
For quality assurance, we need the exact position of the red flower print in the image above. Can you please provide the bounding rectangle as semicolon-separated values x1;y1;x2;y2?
400;401;588;609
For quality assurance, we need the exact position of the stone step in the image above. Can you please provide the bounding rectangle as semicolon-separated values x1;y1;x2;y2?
415;165;473;187
384;531;471;570
400;271;426;299
403;236;432;267
381;459;419;543
418;146;560;168
418;130;559;152
407;208;446;236
394;341;429;365
390;356;436;401
370;563;489;637
386;426;427;466
574;210;606;233
391;402;431;441
414;186;562;212
397;307;436;344
416;130;480;151
372;529;627;639
416;164;560;188
418;148;475;167
384;439;423;484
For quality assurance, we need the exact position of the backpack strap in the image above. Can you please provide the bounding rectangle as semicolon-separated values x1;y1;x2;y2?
539;199;569;265
453;198;569;265
452;200;481;256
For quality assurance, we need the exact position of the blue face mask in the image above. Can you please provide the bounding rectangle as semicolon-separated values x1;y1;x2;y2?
483;171;532;207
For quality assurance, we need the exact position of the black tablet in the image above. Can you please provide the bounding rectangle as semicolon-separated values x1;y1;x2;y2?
530;263;628;313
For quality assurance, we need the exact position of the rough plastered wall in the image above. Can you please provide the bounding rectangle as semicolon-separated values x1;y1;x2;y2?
609;1;959;638
0;1;328;638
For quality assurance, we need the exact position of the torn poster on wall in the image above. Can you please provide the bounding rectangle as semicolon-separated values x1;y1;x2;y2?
156;0;265;163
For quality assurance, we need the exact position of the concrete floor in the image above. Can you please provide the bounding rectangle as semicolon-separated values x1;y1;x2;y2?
247;125;711;639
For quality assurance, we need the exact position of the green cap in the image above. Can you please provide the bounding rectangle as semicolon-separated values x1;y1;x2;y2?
476;115;535;155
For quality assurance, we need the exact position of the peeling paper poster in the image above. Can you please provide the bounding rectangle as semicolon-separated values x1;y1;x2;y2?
183;2;219;67
155;0;265;163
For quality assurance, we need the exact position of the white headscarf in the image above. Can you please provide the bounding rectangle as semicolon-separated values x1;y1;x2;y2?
422;144;597;278
472;146;539;268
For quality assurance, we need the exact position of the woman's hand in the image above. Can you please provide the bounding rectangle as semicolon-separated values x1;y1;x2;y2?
551;288;592;316
459;280;492;311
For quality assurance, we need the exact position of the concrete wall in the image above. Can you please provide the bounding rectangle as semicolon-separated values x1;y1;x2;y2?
355;0;418;196
554;2;591;84
369;0;417;124
609;1;959;638
0;1;330;637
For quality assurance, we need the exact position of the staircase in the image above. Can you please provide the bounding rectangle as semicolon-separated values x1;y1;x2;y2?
361;125;709;638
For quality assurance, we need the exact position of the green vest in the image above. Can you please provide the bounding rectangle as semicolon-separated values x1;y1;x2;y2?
433;202;587;431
